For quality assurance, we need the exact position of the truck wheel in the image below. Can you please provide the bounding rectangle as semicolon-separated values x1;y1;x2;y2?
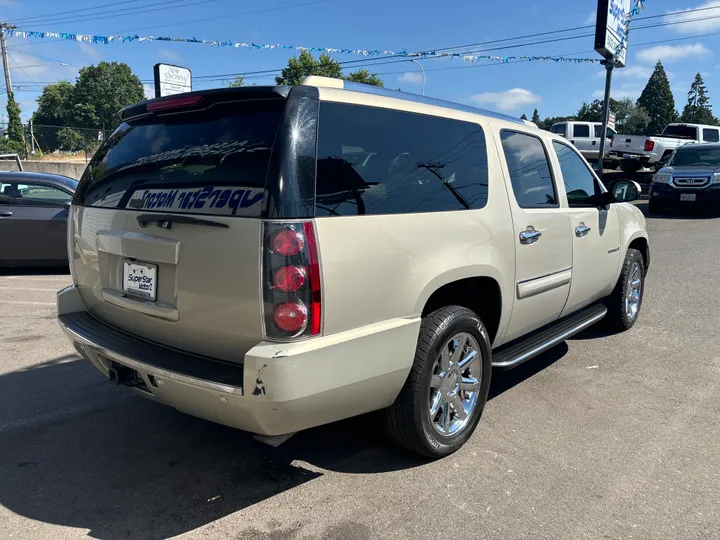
648;199;663;215
604;248;645;332
620;160;641;174
384;306;492;458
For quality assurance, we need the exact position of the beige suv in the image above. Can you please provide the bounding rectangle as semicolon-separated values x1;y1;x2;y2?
58;76;649;457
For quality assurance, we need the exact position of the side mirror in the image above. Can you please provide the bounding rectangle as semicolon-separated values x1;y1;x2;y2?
63;201;72;209
610;180;642;203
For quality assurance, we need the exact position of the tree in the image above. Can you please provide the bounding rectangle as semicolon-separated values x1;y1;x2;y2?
228;75;245;87
531;108;540;125
56;127;86;152
32;81;75;152
520;113;528;120
344;69;384;87
538;116;574;131
637;61;677;135
5;91;25;154
275;50;383;86
681;73;716;125
612;98;650;135
72;61;144;130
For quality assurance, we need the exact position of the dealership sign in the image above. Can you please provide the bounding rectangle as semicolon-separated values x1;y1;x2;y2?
594;0;631;67
153;63;192;97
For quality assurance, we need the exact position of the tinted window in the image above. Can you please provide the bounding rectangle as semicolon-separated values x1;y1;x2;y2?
501;131;558;208
553;142;599;207
594;125;614;138
0;182;72;206
670;146;720;166
703;128;719;143
74;99;285;217
662;125;697;139
315;103;489;216
573;124;590;138
551;124;567;137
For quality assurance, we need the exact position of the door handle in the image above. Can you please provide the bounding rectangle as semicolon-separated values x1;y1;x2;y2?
519;227;542;245
575;223;591;237
0;211;12;217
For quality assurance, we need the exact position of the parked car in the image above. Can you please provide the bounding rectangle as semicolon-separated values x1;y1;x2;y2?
609;123;720;173
58;77;649;458
0;171;77;267
649;143;720;214
550;121;616;163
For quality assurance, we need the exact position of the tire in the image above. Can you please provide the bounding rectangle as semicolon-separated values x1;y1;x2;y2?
384;306;492;458
620;160;641;174
605;160;620;170
604;248;645;332
648;199;663;215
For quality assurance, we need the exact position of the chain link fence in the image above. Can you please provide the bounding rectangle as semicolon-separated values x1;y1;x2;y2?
0;122;112;163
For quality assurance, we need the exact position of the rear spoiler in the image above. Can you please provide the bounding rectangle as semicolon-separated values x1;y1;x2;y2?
120;86;291;121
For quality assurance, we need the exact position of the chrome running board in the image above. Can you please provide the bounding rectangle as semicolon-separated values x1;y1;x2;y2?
492;304;608;370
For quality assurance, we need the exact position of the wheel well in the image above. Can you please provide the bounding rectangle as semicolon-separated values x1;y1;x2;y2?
422;277;502;343
629;237;650;270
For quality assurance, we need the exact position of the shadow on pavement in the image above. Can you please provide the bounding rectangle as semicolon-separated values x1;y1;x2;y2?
0;339;573;539
0;266;70;276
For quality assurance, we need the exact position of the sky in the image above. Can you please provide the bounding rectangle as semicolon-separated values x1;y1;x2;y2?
0;0;719;125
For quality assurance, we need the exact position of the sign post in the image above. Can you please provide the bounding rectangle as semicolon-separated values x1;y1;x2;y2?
153;63;192;98
594;0;630;179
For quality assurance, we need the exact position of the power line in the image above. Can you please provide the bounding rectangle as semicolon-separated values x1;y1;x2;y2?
7;0;198;26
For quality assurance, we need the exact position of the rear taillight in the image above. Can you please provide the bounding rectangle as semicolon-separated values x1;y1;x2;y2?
262;221;322;340
644;140;655;152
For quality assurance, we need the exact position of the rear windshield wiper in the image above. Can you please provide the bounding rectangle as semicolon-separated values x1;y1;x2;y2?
136;213;229;230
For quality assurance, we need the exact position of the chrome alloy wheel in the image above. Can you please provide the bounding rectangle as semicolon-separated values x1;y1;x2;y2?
428;332;482;436
625;261;642;321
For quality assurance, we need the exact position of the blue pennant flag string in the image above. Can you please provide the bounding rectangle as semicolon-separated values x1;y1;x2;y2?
5;4;646;68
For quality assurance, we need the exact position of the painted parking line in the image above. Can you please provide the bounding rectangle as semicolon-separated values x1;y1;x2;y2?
0;287;61;292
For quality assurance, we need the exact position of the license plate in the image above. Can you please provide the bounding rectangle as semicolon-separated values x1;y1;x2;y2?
622;153;634;159
123;261;157;301
680;193;697;202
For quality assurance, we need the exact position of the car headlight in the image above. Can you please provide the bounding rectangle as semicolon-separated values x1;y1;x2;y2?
653;173;671;184
714;173;720;184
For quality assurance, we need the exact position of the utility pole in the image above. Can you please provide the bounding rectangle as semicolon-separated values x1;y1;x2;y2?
409;59;425;96
0;24;14;99
29;117;34;154
597;59;614;182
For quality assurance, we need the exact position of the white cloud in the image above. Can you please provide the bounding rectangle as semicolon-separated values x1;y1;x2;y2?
636;43;711;64
615;65;653;79
143;84;155;100
583;11;596;25
471;88;541;112
78;43;102;62
398;72;422;84
665;1;720;33
158;48;180;61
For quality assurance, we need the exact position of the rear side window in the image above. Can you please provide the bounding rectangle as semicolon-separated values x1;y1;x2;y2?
551;124;567;137
315;102;489;216
500;131;558;208
703;128;720;142
74;99;285;217
573;124;590;138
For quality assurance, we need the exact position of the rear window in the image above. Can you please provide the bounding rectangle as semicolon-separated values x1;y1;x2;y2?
551;124;567;137
661;125;697;139
74;99;285;217
315;102;489;216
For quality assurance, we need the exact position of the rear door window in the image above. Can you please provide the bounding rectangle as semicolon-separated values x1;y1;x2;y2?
0;182;72;206
74;99;285;217
573;124;590;138
315;102;490;216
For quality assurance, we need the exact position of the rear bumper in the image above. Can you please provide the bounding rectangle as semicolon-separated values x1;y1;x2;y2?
608;151;651;164
58;285;419;436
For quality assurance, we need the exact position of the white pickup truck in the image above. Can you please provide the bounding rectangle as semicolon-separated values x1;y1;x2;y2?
609;123;720;172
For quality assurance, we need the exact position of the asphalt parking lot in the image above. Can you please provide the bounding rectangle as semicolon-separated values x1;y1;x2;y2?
1;201;720;540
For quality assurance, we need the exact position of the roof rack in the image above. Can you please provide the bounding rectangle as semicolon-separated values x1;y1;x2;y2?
301;76;524;125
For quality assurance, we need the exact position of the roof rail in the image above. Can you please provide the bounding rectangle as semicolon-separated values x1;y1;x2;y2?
300;76;523;125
